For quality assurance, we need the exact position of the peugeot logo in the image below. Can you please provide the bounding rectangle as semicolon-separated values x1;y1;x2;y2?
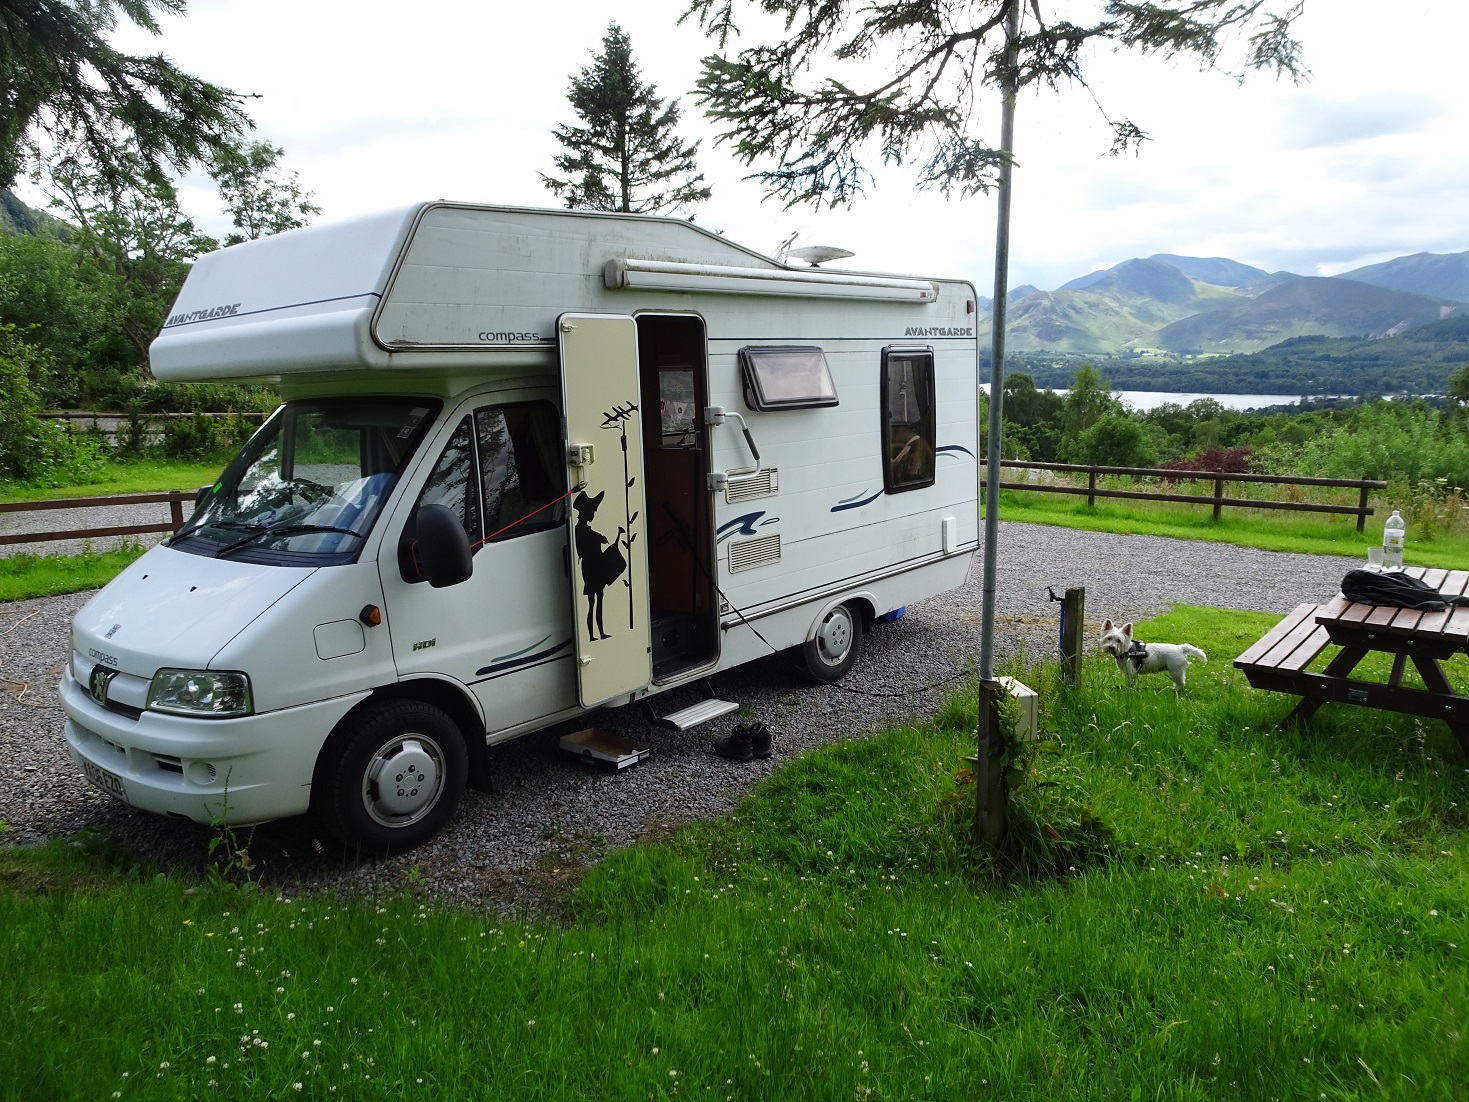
89;665;117;706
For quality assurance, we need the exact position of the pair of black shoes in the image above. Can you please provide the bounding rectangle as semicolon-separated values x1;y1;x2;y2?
713;722;772;762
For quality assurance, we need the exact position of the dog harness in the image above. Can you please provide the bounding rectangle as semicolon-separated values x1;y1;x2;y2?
1125;640;1148;671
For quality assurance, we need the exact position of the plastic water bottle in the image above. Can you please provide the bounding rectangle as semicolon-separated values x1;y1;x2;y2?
1383;510;1405;570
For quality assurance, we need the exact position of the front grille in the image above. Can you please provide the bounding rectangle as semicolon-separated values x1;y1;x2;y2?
155;755;184;774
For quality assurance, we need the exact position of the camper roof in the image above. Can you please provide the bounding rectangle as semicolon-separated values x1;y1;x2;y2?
151;202;955;383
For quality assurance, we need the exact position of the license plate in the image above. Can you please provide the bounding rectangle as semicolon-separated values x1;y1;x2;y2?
82;758;128;802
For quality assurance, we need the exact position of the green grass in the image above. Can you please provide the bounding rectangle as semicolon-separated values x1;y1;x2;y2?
0;457;227;503
997;490;1469;569
2;608;1465;1100
0;544;150;603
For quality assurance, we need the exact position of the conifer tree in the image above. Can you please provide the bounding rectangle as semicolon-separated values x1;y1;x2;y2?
0;0;249;191
542;24;711;215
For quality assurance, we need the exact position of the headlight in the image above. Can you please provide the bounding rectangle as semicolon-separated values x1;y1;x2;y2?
147;669;253;718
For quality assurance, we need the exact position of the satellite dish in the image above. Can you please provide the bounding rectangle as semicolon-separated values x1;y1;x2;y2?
784;245;856;267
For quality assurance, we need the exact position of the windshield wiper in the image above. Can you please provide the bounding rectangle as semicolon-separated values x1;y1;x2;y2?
168;518;266;545
214;523;363;559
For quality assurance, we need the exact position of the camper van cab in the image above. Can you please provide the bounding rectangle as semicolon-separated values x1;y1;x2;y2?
59;203;979;854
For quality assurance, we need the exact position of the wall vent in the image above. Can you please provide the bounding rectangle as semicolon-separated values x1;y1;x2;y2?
726;466;779;503
728;533;782;573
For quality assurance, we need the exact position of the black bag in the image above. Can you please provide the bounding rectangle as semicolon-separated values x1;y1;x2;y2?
1341;568;1469;612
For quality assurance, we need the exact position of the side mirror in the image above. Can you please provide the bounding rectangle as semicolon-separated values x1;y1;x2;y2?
194;485;213;507
415;504;473;588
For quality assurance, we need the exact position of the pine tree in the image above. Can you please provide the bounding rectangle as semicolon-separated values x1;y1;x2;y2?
542;24;711;215
0;1;249;191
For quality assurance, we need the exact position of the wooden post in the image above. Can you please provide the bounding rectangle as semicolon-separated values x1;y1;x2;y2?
973;678;1008;848
1212;476;1224;522
1060;586;1085;684
1357;482;1370;532
1087;468;1097;508
169;491;185;531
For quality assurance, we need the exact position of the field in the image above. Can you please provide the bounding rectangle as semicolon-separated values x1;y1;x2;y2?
2;608;1465;1100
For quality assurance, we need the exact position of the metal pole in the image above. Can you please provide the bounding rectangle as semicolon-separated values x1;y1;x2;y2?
976;0;1021;848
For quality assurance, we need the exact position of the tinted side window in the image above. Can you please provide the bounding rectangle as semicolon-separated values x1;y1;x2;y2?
476;403;565;540
882;348;936;492
417;416;481;541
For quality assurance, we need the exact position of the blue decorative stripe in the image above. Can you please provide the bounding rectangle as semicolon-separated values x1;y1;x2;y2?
831;489;884;513
490;633;553;663
936;444;975;458
717;511;767;543
476;637;572;677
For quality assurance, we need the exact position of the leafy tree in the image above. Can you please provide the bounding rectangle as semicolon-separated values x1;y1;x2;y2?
0;0;249;191
1074;412;1156;468
1448;363;1469;405
37;141;217;377
208;141;320;245
1058;363;1119;460
1002;371;1063;427
688;0;1305;205
542;23;711;214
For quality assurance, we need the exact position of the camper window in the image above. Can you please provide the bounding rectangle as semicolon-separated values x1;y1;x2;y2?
738;346;839;411
881;348;936;492
476;402;565;541
415;416;482;546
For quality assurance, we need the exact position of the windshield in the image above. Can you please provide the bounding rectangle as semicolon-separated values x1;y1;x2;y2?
172;397;441;563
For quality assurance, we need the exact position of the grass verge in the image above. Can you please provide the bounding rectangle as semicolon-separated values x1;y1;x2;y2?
1;608;1465;1099
996;491;1469;569
0;543;149;603
0;457;228;503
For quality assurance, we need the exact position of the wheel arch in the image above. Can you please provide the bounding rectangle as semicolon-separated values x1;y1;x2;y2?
803;593;876;643
317;678;491;795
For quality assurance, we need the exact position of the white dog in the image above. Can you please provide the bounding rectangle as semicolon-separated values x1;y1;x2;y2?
1099;619;1207;692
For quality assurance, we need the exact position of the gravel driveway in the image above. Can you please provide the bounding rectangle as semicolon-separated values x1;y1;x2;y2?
0;522;1360;909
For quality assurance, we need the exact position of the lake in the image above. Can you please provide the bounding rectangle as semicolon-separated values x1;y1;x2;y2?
980;386;1316;412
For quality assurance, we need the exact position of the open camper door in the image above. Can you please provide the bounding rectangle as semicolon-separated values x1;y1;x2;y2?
559;313;652;707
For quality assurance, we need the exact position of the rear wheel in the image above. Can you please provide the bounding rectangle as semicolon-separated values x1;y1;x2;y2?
801;601;861;683
315;699;467;856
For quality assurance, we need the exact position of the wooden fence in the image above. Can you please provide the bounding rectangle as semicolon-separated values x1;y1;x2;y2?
982;460;1387;531
0;491;190;547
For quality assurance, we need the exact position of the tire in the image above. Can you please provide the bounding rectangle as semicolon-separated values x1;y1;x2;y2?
315;699;468;856
801;601;861;683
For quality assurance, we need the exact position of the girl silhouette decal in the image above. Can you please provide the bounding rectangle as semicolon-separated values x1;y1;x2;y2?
572;490;626;640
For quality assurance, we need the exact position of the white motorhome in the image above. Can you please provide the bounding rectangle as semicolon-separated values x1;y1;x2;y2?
59;203;979;853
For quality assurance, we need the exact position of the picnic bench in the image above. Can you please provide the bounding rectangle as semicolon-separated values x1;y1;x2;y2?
1234;566;1469;754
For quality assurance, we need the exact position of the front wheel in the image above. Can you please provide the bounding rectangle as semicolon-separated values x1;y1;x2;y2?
801;601;861;683
314;699;467;856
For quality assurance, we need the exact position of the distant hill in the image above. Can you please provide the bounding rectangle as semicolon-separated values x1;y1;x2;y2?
1056;253;1268;292
1149;276;1458;354
1335;250;1469;304
1016;314;1469;396
1003;258;1245;354
0;188;49;235
1146;254;1271;287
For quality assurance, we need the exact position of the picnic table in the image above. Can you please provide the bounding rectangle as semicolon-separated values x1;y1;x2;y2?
1234;566;1469;754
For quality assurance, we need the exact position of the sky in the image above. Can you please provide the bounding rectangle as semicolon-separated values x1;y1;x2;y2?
28;0;1469;294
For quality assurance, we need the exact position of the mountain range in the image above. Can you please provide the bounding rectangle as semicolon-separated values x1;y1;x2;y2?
987;250;1469;356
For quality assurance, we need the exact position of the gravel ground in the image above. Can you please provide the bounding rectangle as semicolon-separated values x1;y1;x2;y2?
0;522;1360;911
0;499;174;557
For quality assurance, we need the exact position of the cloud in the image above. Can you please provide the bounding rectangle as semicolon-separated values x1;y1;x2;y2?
1278;92;1448;149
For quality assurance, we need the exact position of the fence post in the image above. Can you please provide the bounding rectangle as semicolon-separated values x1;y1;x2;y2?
1213;476;1224;522
169;491;185;531
1357;483;1369;533
1060;586;1085;685
1087;468;1097;508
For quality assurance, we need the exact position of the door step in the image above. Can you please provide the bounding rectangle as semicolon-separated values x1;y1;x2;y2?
659;697;739;732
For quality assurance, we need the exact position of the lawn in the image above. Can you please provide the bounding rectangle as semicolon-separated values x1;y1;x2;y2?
2;607;1464;1100
996;491;1469;569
